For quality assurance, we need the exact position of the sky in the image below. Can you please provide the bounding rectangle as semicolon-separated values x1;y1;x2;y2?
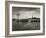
12;7;40;19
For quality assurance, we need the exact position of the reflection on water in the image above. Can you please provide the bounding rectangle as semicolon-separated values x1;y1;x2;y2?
12;18;40;31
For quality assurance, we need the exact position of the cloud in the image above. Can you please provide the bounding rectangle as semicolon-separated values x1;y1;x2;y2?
12;7;40;19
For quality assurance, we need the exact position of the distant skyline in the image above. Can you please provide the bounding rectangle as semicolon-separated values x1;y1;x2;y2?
12;7;40;19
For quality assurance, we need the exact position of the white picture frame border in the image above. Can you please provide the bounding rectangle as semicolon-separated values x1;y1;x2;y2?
9;3;43;34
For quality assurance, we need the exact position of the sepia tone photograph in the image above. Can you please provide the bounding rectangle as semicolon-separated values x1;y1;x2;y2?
12;7;40;31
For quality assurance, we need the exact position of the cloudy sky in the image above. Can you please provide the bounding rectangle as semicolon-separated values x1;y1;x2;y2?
12;7;40;19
